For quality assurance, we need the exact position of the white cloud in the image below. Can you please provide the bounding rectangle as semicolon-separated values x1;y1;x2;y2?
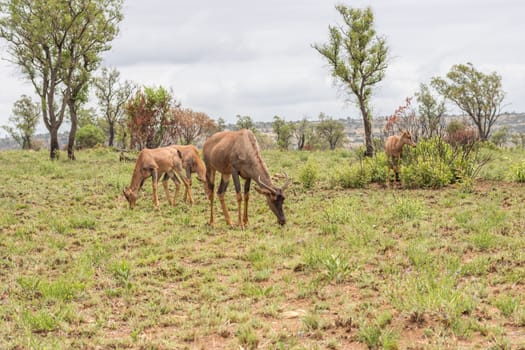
1;0;524;138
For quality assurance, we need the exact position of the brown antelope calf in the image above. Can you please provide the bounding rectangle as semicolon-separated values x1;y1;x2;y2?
203;129;290;228
123;146;193;209
385;130;417;185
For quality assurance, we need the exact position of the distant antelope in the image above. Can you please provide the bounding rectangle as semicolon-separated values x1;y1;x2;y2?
385;130;416;185
203;129;290;228
123;146;193;209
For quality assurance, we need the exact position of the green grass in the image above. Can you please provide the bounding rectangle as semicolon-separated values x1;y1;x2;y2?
0;147;524;349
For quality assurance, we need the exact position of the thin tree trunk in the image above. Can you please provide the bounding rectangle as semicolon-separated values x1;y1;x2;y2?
49;127;60;160
22;136;30;150
67;101;77;160
359;98;374;157
108;122;115;147
298;135;305;150
475;121;487;141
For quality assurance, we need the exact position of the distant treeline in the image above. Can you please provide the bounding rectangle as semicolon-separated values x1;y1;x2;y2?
1;113;523;151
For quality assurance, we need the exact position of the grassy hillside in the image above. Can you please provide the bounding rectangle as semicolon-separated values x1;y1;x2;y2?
0;148;524;349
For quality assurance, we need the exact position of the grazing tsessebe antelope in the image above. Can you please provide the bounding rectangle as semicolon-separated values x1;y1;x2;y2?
385;130;417;185
123;146;193;209
203;129;290;228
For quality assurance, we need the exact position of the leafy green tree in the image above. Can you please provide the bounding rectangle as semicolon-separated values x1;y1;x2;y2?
431;63;505;141
313;5;388;156
76;124;105;149
93;67;136;147
316;113;347;150
0;0;123;159
293;117;314;151
216;117;226;131
1;95;40;149
235;115;255;132
491;126;509;147
77;107;99;129
446;120;468;135
272;115;294;151
415;83;446;138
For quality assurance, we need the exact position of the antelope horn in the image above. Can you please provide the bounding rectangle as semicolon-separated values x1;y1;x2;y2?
281;172;291;191
258;176;276;194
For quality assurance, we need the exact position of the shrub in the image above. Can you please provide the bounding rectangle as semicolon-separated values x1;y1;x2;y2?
401;138;455;188
446;126;479;147
76;125;105;149
328;152;387;188
340;162;371;188
511;160;525;183
365;153;387;183
399;137;491;189
299;160;319;189
401;158;454;189
31;139;45;151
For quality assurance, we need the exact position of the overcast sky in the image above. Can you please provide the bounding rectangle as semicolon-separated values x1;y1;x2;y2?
1;0;524;137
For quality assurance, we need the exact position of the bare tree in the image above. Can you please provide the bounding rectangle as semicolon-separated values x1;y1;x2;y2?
172;108;217;145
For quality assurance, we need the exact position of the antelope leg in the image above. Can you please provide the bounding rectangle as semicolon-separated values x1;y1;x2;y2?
243;178;251;226
162;173;173;206
218;176;233;227
207;169;216;226
182;176;194;205
184;164;192;203
151;169;160;209
232;170;243;228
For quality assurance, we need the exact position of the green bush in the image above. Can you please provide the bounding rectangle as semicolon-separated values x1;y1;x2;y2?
365;153;387;183
511;160;525;183
401;158;454;189
299;160;319;189
399;137;489;189
332;162;371;189
400;138;454;188
76;124;105;149
327;152;385;188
